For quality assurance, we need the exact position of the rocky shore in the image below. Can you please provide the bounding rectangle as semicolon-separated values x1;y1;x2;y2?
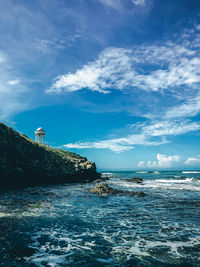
0;122;100;187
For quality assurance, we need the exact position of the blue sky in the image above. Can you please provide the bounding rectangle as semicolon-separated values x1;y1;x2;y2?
1;0;200;170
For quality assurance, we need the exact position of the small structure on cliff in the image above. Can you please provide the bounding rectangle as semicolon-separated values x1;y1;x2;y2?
35;127;45;144
0;122;99;186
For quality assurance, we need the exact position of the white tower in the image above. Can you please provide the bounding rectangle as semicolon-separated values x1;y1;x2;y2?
35;127;45;144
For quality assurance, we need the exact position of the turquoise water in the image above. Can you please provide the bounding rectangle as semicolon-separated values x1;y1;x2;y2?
0;171;200;266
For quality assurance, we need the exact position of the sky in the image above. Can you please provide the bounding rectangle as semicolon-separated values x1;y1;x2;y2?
0;0;200;170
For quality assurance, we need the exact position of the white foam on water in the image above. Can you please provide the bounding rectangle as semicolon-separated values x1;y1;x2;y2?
111;177;200;191
24;220;200;266
25;227;100;266
118;235;200;262
139;236;200;256
182;171;200;174
101;172;115;178
26;254;73;267
136;171;148;173
110;232;200;263
128;241;150;256
155;178;193;183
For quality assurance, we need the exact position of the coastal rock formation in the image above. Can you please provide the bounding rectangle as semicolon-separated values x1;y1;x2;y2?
122;177;143;183
0;122;100;187
89;183;146;197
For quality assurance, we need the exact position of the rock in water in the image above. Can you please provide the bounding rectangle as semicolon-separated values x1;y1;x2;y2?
0;122;100;187
89;183;146;197
122;177;143;183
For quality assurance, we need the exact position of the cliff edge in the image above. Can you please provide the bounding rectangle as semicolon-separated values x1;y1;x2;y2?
0;122;100;187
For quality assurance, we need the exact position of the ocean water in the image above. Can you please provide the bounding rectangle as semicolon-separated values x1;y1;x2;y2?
0;171;200;266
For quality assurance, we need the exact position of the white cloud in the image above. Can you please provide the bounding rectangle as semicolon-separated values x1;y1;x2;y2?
147;153;180;168
140;154;200;169
132;0;146;6
7;79;21;85
64;134;166;153
137;160;145;167
47;47;133;94
64;119;200;152
64;140;134;153
47;29;200;96
185;156;200;165
158;153;180;167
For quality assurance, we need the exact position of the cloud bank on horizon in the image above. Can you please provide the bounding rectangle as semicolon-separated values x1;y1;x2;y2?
0;0;200;169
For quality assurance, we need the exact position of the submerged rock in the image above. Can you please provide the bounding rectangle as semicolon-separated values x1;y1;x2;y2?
122;177;143;183
91;174;110;184
89;183;146;197
0;122;100;187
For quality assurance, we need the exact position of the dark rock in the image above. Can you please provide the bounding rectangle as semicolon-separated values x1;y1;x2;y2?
122;177;143;183
0;122;100;187
8;246;35;258
126;191;146;197
90;183;117;194
89;183;146;197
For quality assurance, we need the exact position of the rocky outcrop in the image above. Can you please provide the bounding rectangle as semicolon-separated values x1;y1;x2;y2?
89;183;146;197
122;177;143;183
0;122;100;187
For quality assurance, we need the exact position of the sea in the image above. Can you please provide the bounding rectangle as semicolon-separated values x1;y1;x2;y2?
0;170;200;267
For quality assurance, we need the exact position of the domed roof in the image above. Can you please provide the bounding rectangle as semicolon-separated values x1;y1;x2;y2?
35;127;45;134
36;127;44;131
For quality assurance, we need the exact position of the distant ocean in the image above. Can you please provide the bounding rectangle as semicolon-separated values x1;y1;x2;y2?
0;170;200;266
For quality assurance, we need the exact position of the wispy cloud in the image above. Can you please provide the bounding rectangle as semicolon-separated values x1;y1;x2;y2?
64;119;200;152
141;120;200;136
0;52;28;120
7;79;21;85
47;26;200;98
64;134;166;153
35;34;82;51
132;0;146;7
47;47;133;94
99;0;147;10
98;0;122;10
165;93;200;119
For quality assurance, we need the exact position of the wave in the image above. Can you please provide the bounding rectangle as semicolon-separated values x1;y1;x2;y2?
182;171;200;174
101;172;114;178
136;171;148;174
111;177;200;191
155;178;193;183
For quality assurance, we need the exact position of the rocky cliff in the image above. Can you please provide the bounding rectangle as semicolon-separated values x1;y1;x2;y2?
0;122;100;187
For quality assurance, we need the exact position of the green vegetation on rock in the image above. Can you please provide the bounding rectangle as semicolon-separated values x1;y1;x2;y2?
0;122;99;187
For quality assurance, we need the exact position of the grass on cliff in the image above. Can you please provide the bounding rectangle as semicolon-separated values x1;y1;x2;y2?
23;134;84;160
0;122;85;162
